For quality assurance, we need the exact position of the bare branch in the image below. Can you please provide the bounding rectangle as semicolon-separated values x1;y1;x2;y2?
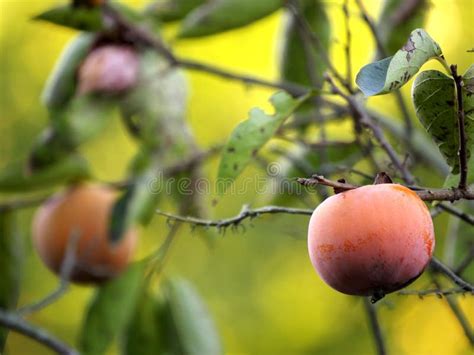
342;0;353;91
18;230;80;315
297;174;474;201
435;203;474;226
0;309;78;355
325;74;415;184
285;1;351;91
398;287;473;298
455;245;474;275
450;64;468;190
354;0;413;137
156;205;313;229
363;298;386;355
430;257;474;292
103;3;313;97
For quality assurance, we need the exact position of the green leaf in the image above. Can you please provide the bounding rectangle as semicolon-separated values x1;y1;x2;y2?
0;155;90;193
30;95;113;170
122;292;166;355
164;278;222;355
79;262;145;355
34;4;103;32
42;34;94;109
356;29;443;96
217;91;309;191
377;0;428;57
178;0;282;38
109;163;160;242
412;69;473;174
0;211;21;351
147;0;205;22
280;0;330;88
463;64;474;94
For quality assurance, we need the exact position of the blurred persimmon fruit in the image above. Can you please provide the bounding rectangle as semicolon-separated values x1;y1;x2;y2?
32;184;137;284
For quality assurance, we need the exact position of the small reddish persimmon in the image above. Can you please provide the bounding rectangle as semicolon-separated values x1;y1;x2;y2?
308;183;435;298
32;184;137;284
78;45;139;95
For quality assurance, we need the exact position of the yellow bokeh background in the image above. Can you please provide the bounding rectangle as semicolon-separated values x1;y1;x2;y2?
0;0;473;354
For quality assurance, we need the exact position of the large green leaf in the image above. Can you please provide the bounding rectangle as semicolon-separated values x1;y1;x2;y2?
0;155;90;193
412;69;473;174
79;262;145;355
42;34;94;110
164;278;222;355
280;0;330;88
147;0;205;22
377;0;428;57
0;211;21;351
356;29;443;96
122;292;166;355
217;91;309;191
34;4;104;32
178;0;282;38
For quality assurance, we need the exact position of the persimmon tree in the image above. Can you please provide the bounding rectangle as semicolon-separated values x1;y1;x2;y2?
0;0;473;354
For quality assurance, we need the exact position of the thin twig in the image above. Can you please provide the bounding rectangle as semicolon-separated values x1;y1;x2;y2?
450;64;468;190
18;230;80;315
398;287;473;297
0;309;78;355
455;245;474;275
103;3;313;97
363;298;386;355
285;1;351;91
342;0;353;91
430;257;474;292
434;203;474;226
325;74;415;184
156;205;313;229
354;0;413;136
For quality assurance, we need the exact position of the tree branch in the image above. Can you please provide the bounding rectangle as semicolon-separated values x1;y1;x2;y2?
297;174;474;201
156;205;313;230
354;0;413;137
450;64;468;190
103;3;312;97
398;287;473;298
0;309;78;355
430;257;474;292
325;74;415;184
435;203;474;226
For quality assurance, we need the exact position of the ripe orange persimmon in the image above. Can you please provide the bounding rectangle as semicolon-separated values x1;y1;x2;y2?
32;184;138;284
308;183;435;298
